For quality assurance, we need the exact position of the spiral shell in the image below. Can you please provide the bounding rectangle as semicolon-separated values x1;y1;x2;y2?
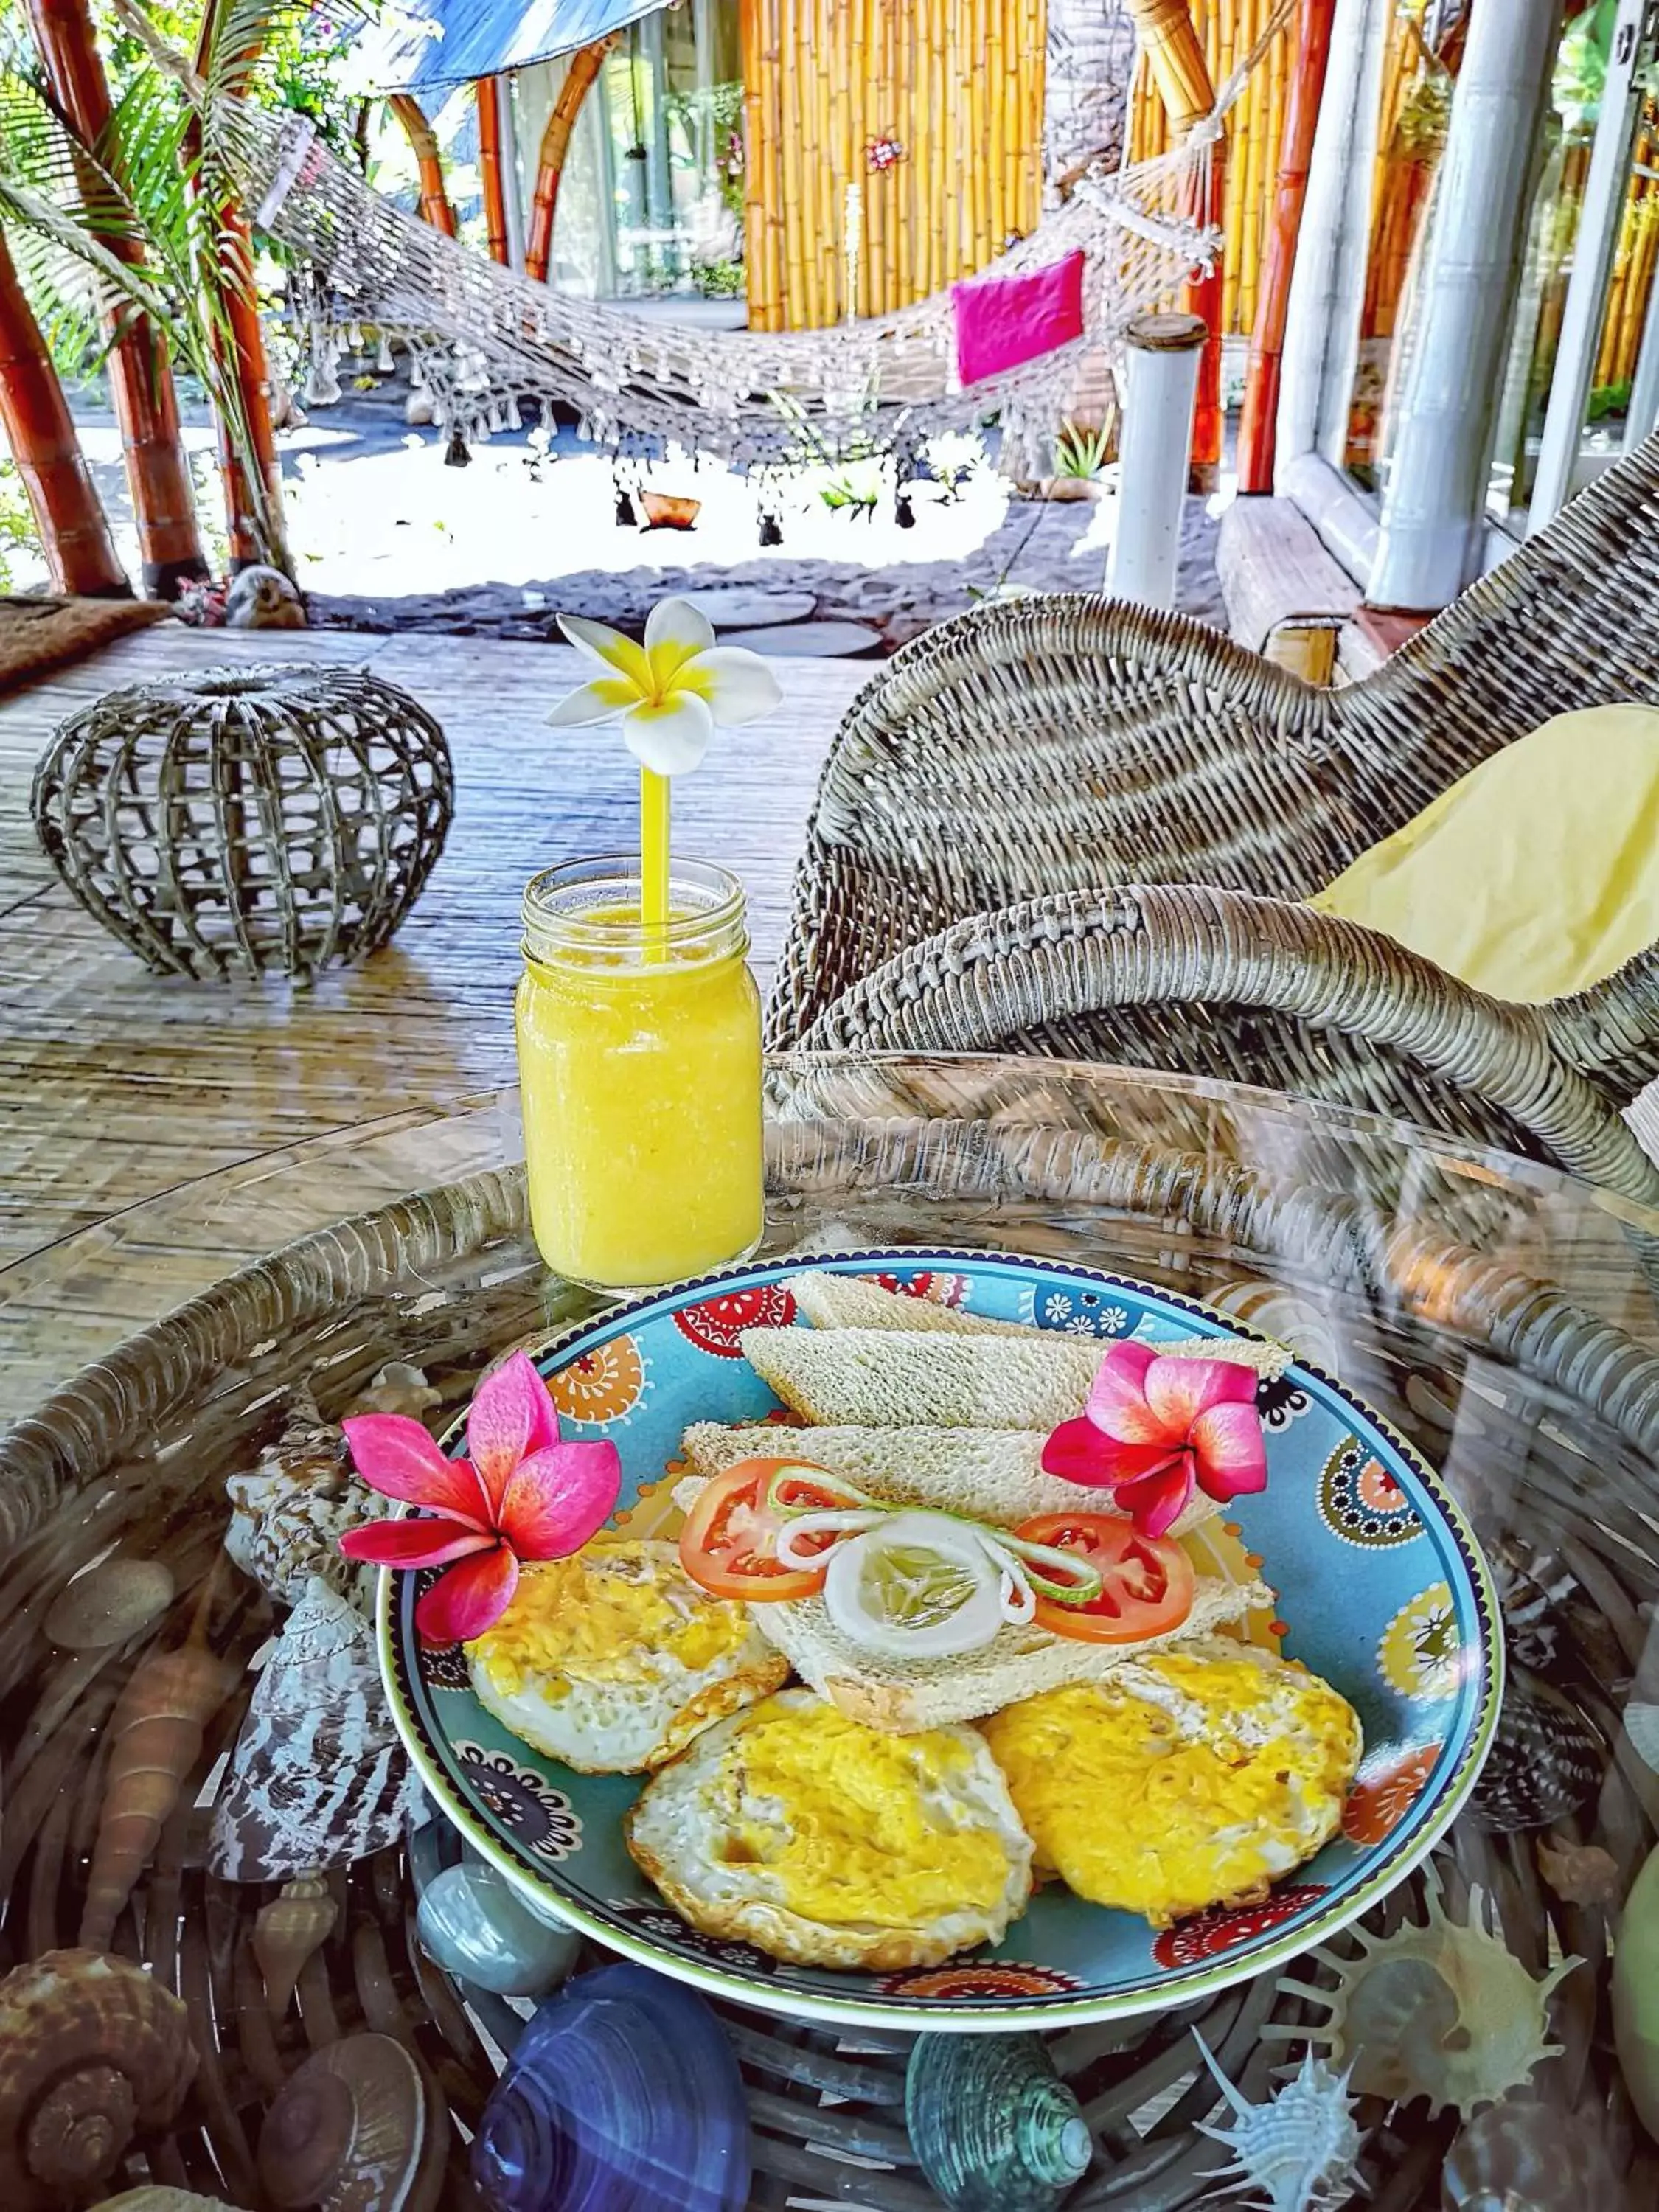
905;2034;1092;2211
1192;2041;1363;2212
223;1394;387;1611
0;1950;198;2211
257;2034;446;2211
254;1874;339;2017
1274;1865;1580;2118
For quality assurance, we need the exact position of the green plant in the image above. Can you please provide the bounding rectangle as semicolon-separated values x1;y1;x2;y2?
819;465;880;518
1054;419;1113;480
0;0;316;572
0;459;40;590
692;254;743;299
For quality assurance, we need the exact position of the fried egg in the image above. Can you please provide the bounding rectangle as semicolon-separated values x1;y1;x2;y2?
467;1539;788;1774
626;1688;1034;1971
980;1644;1362;1927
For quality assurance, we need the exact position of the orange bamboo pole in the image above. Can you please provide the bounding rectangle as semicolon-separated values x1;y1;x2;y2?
1238;0;1333;489
389;93;457;236
0;223;128;596
476;76;510;264
24;0;204;597
524;40;613;284
189;0;283;573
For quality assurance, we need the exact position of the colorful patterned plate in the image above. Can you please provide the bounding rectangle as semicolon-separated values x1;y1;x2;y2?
380;1249;1503;2031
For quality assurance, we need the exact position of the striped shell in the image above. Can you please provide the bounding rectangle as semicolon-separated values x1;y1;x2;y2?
207;1580;423;1882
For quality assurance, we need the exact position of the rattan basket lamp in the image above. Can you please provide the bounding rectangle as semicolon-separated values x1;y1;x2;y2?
31;664;454;981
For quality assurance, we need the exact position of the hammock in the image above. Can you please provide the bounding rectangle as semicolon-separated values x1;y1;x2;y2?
212;7;1288;479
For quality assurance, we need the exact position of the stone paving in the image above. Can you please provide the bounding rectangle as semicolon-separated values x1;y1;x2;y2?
307;491;1226;653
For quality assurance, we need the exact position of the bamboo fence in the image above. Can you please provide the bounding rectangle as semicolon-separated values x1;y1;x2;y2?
1126;0;1298;337
742;0;1047;330
1594;105;1659;393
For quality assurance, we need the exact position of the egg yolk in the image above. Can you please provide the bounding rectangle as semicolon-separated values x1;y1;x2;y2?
712;1697;1013;1930
981;1655;1360;1925
470;1541;751;1698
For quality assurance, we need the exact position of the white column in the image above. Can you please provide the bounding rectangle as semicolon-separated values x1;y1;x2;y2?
1530;0;1659;525
1107;312;1206;611
500;73;526;271
1275;0;1391;478
1368;0;1563;610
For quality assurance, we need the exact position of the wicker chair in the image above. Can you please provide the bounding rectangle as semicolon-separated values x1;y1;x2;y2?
768;431;1659;1186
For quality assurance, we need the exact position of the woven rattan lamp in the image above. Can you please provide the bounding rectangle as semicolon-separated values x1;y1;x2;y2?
32;664;454;981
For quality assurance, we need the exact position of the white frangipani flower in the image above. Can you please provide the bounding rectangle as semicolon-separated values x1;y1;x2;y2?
546;597;783;776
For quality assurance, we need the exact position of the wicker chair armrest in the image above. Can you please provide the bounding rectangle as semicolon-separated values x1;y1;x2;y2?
814;594;1332;849
796;884;1659;1211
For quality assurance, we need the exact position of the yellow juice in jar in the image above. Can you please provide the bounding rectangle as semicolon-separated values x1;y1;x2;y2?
515;859;763;1289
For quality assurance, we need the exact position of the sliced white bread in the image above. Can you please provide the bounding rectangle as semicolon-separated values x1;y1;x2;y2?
789;1270;1026;1335
745;1587;1271;1733
741;1327;1108;1429
677;1421;1221;1538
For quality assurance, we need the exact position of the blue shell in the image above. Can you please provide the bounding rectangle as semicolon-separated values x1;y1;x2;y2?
907;2033;1093;2209
416;1856;581;1997
470;1962;751;2211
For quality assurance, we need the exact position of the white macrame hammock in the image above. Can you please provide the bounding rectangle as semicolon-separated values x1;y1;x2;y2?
211;8;1286;479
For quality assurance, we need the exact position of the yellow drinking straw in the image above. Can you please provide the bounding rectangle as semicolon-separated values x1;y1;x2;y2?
641;765;672;934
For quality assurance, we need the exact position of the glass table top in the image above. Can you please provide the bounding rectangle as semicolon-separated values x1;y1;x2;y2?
0;1053;1655;2209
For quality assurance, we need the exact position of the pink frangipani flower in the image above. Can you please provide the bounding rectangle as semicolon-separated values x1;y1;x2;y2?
1041;1339;1267;1539
339;1350;620;1646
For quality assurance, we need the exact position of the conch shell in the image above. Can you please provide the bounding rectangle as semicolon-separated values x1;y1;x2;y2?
1441;2098;1630;2209
1194;2039;1364;2212
79;1610;237;1951
224;1393;387;1612
209;1581;422;1882
0;1950;197;2211
254;1873;339;2017
1276;1863;1580;2118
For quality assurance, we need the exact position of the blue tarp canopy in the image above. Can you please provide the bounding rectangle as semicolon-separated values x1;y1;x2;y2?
344;0;668;95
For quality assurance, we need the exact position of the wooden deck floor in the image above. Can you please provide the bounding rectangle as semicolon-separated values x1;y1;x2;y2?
0;626;871;1269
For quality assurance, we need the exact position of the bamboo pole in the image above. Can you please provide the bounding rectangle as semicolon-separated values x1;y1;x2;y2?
23;0;204;597
1237;0;1336;491
1020;0;1045;238
0;223;128;596
777;1;810;324
389;93;457;236
810;0;832;323
189;0;284;574
740;0;773;330
880;0;900;310
847;0;868;315
891;1;914;305
476;77;511;264
524;41;613;285
984;0;1006;261
1124;0;1214;135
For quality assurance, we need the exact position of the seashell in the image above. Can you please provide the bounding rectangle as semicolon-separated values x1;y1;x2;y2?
1441;2097;1630;2209
46;1560;175;1650
254;1873;339;2016
79;1609;237;1950
1192;2039;1364;2212
1536;1834;1623;1909
1468;1669;1604;1832
0;1949;197;2211
1623;1700;1659;1774
348;1364;440;1419
1613;1840;1659;2143
91;2193;247;2210
209;1580;423;1882
471;1962;750;2211
257;2034;445;2211
415;1857;580;1997
224;1394;388;1611
905;2032;1092;2211
1276;1862;1580;2118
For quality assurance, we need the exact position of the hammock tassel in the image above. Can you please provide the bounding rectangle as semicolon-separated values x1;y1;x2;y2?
444;428;471;468
895;493;915;529
759;511;783;547
615;488;638;527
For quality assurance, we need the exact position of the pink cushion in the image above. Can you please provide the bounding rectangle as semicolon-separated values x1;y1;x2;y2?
951;251;1087;388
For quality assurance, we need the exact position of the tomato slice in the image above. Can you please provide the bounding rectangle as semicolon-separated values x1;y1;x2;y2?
678;1458;858;1601
1013;1512;1196;1644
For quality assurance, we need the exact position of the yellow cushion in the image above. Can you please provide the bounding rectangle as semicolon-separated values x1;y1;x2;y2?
1308;704;1659;1004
